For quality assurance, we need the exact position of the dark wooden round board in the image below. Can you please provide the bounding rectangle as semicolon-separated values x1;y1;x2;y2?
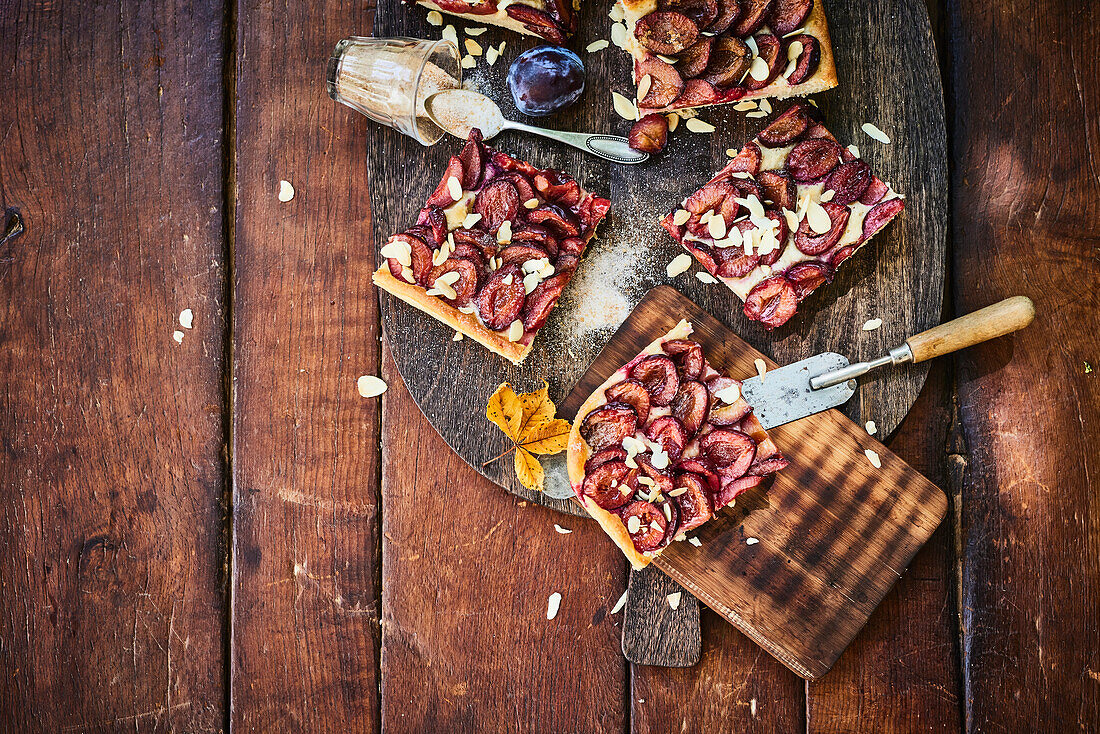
366;0;947;517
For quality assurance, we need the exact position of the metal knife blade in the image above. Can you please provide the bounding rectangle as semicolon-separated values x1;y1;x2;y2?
739;352;856;430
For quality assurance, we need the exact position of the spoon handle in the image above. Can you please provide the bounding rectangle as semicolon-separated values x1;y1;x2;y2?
509;122;649;164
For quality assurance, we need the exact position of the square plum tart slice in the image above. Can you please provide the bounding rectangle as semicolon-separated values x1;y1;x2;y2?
373;129;610;364
567;320;788;569
617;0;838;113
413;0;578;44
660;102;906;328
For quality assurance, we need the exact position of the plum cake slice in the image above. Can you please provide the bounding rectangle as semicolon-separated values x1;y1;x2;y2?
660;102;906;328
412;0;578;44
567;320;788;569
373;128;610;365
617;0;838;113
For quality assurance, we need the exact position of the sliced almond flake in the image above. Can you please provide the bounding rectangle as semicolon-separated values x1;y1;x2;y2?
400;266;416;283
759;98;772;114
674;533;686;542
672;208;691;226
865;420;878;436
637;475;657;490
666;112;680;132
650;448;670;470
754;358;767;380
745;35;759;55
749;55;770;81
713;381;741;404
446;176;462;201
819;189;836;203
782;25;807;37
736;195;765;219
746;537;759;545
657;54;678;63
172;330;185;344
496;220;512;244
506;320;524;342
699;209;712;225
486;46;499;65
808;98;818;107
786;40;804;62
636;74;653;102
649;520;662;532
179;308;194;329
458;304;477;314
380;238;413;266
861;122;891;144
865;448;882;469
733;100;758;111
465;26;488;36
746;110;768;119
437;270;461;286
806;200;832;234
453;331;463;341
666;253;693;277
760;264;773;276
726;148;739;157
357;375;387;398
627;515;642;534
668;487;688;497
707;214;727;240
847;143;860;158
521;257;549;274
442;25;458;46
546;592;562;620
523;197;540;209
782;208;799;236
501;273;514;285
610;589;629;614
688;536;702;547
663;504;673;522
863;317;883;331
427;281;457;300
523;272;541;294
677;107;697;118
432;247;448;267
554;524;573;534
586;39;610;52
464;38;483;56
538;263;555;278
696;271;719;284
426;9;443;25
609;2;625;21
610;21;629;49
685;117;715;133
461;55;476;69
782;58;798;79
612;91;639;121
497;41;507;55
278;179;295;202
667;592;682;610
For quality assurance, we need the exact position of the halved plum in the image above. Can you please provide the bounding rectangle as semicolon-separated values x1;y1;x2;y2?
498;244;549;265
476;263;527;330
748;454;791;475
757;102;812;148
634;11;700;55
663;338;705;379
786;138;843;182
385;232;434;285
426;257;481;307
582;460;637;509
475;178;521;231
426;156;466;207
675;37;713;79
862;197;906;239
458;129;486;189
701;429;756;478
785;261;832;300
702;37;753;88
732;0;773;36
708;0;742;33
620;500;669;552
671;473;713;534
675;78;719;107
579;402;638;453
794;201;850;255
522;271;570;332
585;447;628;473
724;141;762;176
527;204;581;238
645;415;689;461
605;379;652;426
758;170;796;210
659;0;718;28
637;58;685;108
714;474;764;507
671;380;710;435
743;275;798;328
505;4;566;44
744;34;783;90
784;34;821;85
824;159;872;205
767;0;813;35
631;354;680;406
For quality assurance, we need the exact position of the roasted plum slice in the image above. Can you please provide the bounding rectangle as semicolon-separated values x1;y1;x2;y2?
634;11;700;55
458;128;486;189
786;261;832;300
702;37;752;88
645;415;689;461
663;338;705;379
732;0;774;36
684;180;738;218
784;34;821;85
620;500;668;552
744;34;783;90
427;257;481;306
671;473;713;534
585;447;628;473
423;205;449;244
786;138;843;182
630;354;680;406
497;171;538;203
629;114;670;154
748;454;791;475
743;275;798;328
675;37;713;79
426;156;466;207
830;244;857;267
522;271;570;332
706;376;752;424
505;4;566;44
860;177;889;206
582;460;636;509
498;244;549;265
824;159;872;205
527;204;581;237
724;142;762;176
385;232;434;285
709;0;742;33
636;58;685;108
580;402;638;453
675;79;719;107
701;429;756;478
756;102;812;147
476;263;526;330
671;380;710;435
794;201;850;255
510;224;558;255
534;171;582;207
767;0;813;35
658;499;681;547
862;198;906;239
758;170;796;210
605;379;652;426
475;178;521;231
434;0;497;14
452;227;497;261
634;453;675;496
715;474;764;507
659;0;718;28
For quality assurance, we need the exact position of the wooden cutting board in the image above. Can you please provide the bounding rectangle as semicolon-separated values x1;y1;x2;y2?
561;286;947;679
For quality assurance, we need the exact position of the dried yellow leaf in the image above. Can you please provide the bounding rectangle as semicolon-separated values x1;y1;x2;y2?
485;381;570;490
514;447;545;491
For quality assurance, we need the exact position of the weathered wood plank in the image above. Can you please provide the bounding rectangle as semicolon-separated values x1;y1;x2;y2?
379;350;628;732
230;1;383;730
0;1;229;731
949;0;1100;729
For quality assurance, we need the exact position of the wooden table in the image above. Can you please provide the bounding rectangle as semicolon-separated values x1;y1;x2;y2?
1;0;1096;731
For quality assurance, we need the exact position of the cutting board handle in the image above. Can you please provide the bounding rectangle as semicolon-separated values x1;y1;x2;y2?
906;296;1035;363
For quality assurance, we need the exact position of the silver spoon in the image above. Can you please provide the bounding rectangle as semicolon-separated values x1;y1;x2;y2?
424;89;648;165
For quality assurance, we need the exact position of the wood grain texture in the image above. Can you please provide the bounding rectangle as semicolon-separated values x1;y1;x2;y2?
371;0;947;518
379;350;628;732
949;0;1100;729
0;1;229;731
230;0;383;730
572;287;947;679
621;566;700;667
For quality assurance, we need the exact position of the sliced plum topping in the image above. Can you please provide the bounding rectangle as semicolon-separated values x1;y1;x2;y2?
533;171;582;207
458;129;486;189
556;254;580;276
732;0;774;36
505;4;566;44
862;198;906;239
684;181;739;218
702;37;752;88
663;338;705;379
510;224;558;256
758;170;796;210
824;160;872;205
757;102;812;147
434;0;497;14
787;138;843;181
768;0;813;35
784;34;821;85
743;276;798;328
715;474;764;508
498;244;549;265
748;454;790;475
786;261;833;300
585;447;628;473
761;210;790;263
675;78;719;107
605;379;652;426
634;11;700;55
671;380;710;435
744;34;783;90
522;271;570;332
476;263;526;330
635;453;675;496
631;354;680;406
675;37;713;79
558;238;586;257
620;500;669;552
424;205;449;244
527;204;581;238
582;460;636;510
677;458;720;494
427;257;481;306
452;227;497;261
658;499;681;547
715;246;760;279
497;171;538;203
682;241;718;273
386;232;434;285
660;0;719;28
672;473;713;534
580;402;638;453
427;156;466;207
702;429;756;478
859;177;889;205
475;178;520;231
830;243;858;267
645;415;688;462
709;0;742;33
794;201;850;255
636;58;685;108
725;142;762;176
706;376;753;425
629;114;670;154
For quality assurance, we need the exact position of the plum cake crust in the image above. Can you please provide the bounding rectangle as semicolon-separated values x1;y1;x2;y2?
567;320;788;569
618;0;838;113
372;128;611;364
412;0;578;44
660;102;906;328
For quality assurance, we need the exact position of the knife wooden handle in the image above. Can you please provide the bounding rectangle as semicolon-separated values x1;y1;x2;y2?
906;296;1035;363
